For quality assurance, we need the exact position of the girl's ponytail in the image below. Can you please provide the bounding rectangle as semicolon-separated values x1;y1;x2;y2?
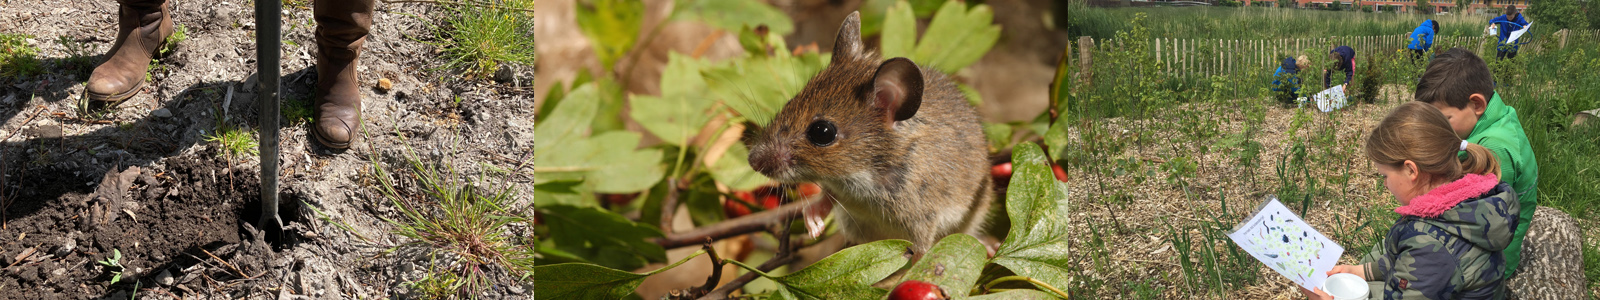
1460;143;1501;177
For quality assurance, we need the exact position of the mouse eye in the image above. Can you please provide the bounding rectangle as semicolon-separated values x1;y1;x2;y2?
806;120;837;146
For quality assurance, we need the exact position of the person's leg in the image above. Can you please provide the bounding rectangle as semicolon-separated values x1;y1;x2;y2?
312;0;375;149
1507;51;1518;60
86;0;174;102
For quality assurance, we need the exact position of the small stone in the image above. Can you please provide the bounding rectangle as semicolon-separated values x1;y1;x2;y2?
52;239;74;257
50;268;66;277
25;125;62;139
508;284;526;295
376;78;393;92
155;269;175;286
150;108;173;118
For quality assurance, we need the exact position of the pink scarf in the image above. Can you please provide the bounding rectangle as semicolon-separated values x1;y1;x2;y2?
1394;173;1500;218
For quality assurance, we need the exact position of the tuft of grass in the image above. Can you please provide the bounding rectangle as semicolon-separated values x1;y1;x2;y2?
54;36;96;79
1;33;43;81
374;140;534;298
161;24;187;55
437;0;536;79
282;96;314;125
204;125;260;158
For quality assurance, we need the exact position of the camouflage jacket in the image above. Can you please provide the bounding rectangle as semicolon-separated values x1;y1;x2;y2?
1360;173;1518;300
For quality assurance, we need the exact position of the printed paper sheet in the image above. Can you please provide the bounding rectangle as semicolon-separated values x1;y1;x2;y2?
1227;197;1345;290
1312;84;1347;112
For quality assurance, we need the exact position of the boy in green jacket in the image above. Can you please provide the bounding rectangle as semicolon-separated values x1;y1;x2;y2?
1412;48;1539;279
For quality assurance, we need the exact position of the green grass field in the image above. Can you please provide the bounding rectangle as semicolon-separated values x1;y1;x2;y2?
1068;2;1496;40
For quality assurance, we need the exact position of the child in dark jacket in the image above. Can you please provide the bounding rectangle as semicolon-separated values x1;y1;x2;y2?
1301;102;1515;300
1408;20;1439;61
1272;56;1310;104
1325;46;1356;91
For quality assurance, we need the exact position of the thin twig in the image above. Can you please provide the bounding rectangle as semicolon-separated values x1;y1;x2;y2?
660;178;680;235
676;238;722;299
200;248;249;279
652;197;816;250
696;191;802;300
699;246;798;300
0;106;47;142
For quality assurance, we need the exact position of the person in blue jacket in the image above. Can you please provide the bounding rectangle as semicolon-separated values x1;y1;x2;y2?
1324;46;1355;92
1491;6;1530;60
1408;19;1439;62
1272;56;1309;104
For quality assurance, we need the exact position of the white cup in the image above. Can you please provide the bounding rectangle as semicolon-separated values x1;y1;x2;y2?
1325;273;1370;300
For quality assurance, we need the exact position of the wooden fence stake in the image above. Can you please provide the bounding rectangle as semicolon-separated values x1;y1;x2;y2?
1079;36;1094;87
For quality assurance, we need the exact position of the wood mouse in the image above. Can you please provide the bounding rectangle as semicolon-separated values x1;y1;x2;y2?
746;11;992;255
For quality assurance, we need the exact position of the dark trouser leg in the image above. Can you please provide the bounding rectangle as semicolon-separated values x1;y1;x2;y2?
312;0;376;149
86;0;174;102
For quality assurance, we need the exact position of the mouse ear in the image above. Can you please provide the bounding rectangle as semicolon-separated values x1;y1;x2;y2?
872;57;924;122
832;11;864;62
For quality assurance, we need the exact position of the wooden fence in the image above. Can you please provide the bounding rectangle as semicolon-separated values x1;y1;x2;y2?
1071;29;1600;81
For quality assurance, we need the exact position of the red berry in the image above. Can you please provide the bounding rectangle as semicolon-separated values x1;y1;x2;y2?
991;163;1013;179
797;183;822;198
889;280;948;300
761;195;781;209
724;197;752;218
734;191;755;203
1051;164;1068;183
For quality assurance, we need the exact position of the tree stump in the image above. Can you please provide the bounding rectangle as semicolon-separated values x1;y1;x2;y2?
1505;206;1589;300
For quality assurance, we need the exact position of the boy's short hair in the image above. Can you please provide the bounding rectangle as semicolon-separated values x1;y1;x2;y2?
1414;48;1496;109
1296;56;1310;70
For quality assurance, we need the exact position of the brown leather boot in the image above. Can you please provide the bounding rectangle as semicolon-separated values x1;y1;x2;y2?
312;0;375;149
86;0;173;102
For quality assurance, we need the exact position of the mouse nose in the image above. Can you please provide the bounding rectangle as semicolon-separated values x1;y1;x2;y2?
749;144;790;177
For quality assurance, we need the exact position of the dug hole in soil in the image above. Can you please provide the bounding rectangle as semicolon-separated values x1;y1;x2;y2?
0;0;535;298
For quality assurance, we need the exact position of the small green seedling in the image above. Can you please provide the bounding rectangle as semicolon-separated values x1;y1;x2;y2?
97;249;125;285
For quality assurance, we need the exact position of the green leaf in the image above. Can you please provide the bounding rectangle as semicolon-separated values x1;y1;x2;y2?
584;131;667;193
532;263;643;299
534;83;599;158
984;123;1013;154
671;0;794;35
591;77;629;133
534;181;589;207
993;143;1071;294
765;240;914;300
707;141;770;191
629;53;715;146
1042;117;1070;163
966;289;1061;300
535;82;664;194
536;81;566;125
901;234;987;298
534;249;706;300
1050;48;1070;116
575;0;643;71
879;0;917;59
705;51;828;127
910;1;1001;74
539;205;667;271
859;0;949;37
